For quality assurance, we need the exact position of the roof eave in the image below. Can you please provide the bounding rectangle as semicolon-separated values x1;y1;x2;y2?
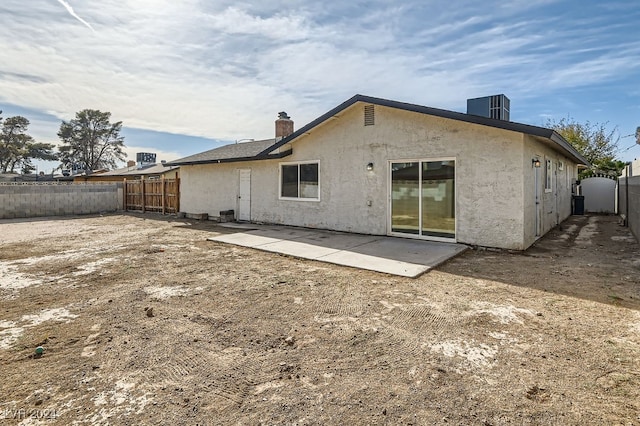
550;132;590;167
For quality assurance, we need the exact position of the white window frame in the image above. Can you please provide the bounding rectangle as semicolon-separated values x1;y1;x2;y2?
278;160;320;202
545;159;553;193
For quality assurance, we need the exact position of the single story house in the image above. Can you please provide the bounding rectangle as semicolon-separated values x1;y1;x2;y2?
74;159;179;183
167;94;588;250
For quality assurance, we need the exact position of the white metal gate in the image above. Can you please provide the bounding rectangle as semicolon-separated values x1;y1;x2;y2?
581;177;616;213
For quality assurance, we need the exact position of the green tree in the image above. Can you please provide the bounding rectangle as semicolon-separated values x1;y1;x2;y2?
0;113;56;173
546;117;622;177
22;142;59;173
57;109;125;173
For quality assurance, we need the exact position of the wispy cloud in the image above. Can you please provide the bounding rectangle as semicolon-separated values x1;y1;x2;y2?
54;0;95;32
205;7;310;40
0;0;639;155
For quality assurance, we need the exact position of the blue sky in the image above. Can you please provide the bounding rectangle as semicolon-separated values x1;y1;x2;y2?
1;0;639;173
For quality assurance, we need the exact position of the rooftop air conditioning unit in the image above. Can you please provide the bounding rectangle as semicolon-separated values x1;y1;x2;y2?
467;94;510;121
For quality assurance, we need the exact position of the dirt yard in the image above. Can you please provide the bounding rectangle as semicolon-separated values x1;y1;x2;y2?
1;213;639;425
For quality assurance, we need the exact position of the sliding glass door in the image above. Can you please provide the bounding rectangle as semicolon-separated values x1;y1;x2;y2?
390;159;455;240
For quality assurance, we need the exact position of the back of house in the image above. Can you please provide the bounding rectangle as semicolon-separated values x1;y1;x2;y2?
168;94;588;250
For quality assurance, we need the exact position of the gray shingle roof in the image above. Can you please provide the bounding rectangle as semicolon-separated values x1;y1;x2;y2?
166;138;277;166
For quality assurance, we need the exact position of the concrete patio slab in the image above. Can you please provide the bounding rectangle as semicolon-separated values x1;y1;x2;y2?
288;233;381;251
318;250;430;277
211;232;281;247
218;223;258;230
208;225;467;278
347;238;466;267
248;227;326;241
258;240;341;258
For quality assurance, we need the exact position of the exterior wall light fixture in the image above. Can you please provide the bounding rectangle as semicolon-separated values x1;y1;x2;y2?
532;159;541;168
366;162;374;171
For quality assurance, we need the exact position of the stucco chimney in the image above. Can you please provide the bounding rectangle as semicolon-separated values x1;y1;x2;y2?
275;112;294;139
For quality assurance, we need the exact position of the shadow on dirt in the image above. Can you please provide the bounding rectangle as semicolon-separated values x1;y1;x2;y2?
439;215;640;310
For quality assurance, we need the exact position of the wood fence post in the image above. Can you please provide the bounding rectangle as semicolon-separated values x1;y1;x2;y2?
176;177;180;213
161;176;166;215
141;176;146;213
123;178;127;211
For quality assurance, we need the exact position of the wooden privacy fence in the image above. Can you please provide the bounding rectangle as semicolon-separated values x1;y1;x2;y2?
124;177;179;214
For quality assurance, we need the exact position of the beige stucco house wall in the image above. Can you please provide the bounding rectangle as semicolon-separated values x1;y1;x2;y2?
522;135;578;248
178;99;585;250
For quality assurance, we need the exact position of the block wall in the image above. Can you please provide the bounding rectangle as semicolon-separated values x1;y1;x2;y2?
619;176;640;242
0;183;123;219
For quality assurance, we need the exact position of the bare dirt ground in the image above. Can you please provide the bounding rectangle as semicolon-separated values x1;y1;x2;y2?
0;213;639;425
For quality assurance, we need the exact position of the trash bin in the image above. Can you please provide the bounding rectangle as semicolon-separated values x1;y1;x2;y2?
572;195;584;215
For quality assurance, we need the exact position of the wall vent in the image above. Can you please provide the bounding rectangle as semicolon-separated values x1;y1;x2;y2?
364;104;375;126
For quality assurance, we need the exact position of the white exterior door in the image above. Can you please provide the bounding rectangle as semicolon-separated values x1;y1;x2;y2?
238;169;251;221
534;159;542;237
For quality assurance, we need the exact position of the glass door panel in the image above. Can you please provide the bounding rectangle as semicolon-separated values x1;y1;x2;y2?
390;159;455;239
391;162;419;234
421;161;455;238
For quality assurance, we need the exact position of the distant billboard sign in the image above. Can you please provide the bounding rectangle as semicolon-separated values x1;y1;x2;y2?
136;152;156;164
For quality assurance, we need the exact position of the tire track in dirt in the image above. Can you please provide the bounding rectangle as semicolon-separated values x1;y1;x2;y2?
372;304;462;370
310;282;372;337
101;332;253;412
304;297;459;375
187;350;304;412
387;304;453;333
132;295;307;413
